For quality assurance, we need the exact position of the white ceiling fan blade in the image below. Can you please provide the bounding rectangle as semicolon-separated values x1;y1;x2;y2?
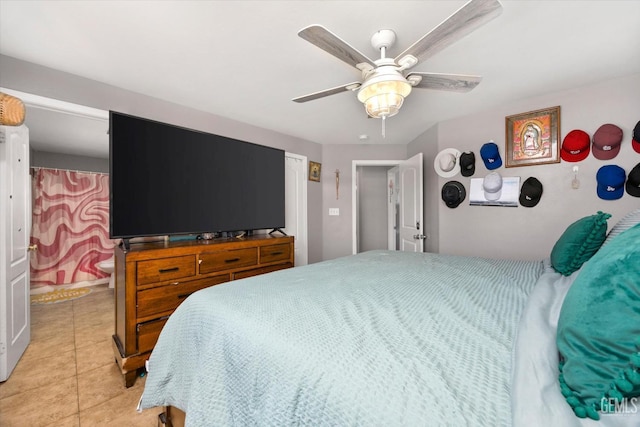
407;72;482;92
292;82;362;103
395;0;502;66
298;25;376;70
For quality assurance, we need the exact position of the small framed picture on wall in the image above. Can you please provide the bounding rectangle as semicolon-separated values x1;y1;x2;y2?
309;161;321;182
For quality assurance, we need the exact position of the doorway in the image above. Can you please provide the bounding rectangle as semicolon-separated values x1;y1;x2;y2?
354;164;399;253
351;153;424;255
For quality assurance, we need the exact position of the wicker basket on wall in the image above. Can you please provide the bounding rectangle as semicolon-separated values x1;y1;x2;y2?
0;92;26;126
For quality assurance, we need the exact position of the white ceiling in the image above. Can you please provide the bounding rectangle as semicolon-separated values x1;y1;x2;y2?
1;0;640;159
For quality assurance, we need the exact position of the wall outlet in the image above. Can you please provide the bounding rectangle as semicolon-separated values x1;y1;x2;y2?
329;208;339;216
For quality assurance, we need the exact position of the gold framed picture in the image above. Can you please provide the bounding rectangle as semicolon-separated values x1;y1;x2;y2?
505;106;561;167
309;161;321;182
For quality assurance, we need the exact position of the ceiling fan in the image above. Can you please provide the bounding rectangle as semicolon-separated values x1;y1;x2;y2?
292;0;503;122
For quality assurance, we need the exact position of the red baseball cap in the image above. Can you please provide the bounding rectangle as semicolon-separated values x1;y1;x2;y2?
592;124;623;160
632;121;640;154
560;130;590;162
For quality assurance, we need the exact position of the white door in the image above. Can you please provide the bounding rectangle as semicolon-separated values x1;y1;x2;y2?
0;125;31;382
398;153;424;252
284;153;308;266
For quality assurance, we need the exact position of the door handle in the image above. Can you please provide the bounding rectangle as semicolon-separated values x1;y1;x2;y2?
28;244;38;252
413;234;426;240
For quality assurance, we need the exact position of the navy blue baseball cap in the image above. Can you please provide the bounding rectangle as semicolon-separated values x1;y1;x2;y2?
480;141;502;170
596;165;626;200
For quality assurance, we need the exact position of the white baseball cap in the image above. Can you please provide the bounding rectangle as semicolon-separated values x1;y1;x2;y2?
483;172;503;201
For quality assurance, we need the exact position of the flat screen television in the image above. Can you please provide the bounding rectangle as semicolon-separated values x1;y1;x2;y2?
109;111;285;240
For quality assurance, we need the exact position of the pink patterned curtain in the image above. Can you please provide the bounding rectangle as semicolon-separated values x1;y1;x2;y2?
30;168;116;287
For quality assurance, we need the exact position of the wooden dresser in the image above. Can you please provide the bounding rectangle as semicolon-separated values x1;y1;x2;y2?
112;234;294;387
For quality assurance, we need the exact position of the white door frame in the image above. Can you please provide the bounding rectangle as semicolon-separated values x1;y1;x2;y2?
284;152;308;266
351;160;402;255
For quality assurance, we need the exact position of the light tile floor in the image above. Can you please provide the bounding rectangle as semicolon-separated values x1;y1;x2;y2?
0;284;161;426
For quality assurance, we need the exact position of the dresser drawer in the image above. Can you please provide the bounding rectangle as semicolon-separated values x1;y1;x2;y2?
260;243;291;263
137;317;167;354
199;247;257;274
137;275;229;319
137;255;196;286
233;262;292;280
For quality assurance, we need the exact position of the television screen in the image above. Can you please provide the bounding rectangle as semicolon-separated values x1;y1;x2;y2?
109;111;285;239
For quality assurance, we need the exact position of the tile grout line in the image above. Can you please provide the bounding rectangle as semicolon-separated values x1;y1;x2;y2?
72;298;81;426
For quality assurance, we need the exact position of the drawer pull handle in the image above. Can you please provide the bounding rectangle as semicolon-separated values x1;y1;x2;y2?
270;251;283;256
159;267;180;274
225;258;240;263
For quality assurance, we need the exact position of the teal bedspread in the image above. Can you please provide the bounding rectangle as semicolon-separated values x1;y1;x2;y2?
139;250;543;426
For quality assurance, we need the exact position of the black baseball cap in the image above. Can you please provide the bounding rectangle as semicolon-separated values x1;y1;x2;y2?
441;181;466;208
626;163;640;197
459;152;475;177
519;177;543;207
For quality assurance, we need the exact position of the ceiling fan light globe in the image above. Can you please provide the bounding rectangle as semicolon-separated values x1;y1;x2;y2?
363;93;405;119
357;77;412;119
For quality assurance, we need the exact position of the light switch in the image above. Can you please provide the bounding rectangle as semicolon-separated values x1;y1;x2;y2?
329;208;339;216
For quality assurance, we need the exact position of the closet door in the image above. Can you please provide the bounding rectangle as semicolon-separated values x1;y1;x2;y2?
284;153;308;266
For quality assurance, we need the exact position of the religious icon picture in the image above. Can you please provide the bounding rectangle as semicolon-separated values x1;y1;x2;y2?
309;161;321;182
505;106;560;167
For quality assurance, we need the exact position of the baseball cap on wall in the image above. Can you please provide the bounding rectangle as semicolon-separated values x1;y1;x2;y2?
459;152;476;177
483;172;503;201
560;130;590;162
633;121;640;154
519;177;543;207
480;141;502;170
441;181;466;208
596;165;626;200
592;124;623;160
626;163;640;197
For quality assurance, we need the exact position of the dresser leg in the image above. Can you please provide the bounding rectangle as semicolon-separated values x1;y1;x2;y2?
124;370;138;388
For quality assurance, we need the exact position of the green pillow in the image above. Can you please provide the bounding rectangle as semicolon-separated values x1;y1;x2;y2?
556;222;640;420
550;211;611;276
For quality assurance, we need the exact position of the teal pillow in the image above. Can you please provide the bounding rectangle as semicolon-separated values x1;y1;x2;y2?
550;211;611;276
556;222;640;420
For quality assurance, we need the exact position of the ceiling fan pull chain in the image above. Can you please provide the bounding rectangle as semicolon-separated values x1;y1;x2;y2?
381;115;386;138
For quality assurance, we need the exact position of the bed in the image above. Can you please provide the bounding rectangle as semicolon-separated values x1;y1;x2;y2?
138;211;640;427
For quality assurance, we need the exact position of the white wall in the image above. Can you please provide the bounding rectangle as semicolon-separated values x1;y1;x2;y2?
411;72;640;261
31;150;109;173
